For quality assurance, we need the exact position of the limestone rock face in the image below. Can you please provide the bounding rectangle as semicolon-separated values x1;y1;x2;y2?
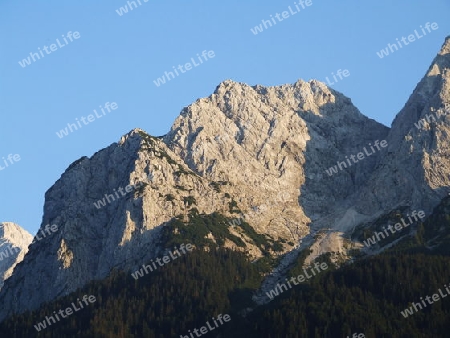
163;79;388;241
0;222;32;289
0;128;269;320
301;36;450;266
0;81;387;320
352;36;450;215
1;37;449;320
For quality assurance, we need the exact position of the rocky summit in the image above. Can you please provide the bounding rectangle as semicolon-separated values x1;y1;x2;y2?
0;37;449;322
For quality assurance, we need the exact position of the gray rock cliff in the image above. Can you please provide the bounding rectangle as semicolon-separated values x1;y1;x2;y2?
299;36;450;268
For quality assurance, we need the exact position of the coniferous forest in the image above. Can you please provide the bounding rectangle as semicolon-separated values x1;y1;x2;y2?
2;199;450;338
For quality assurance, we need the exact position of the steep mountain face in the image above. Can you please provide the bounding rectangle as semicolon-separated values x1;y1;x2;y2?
0;37;448;323
0;130;244;320
0;80;387;321
301;37;450;265
0;222;32;289
355;36;450;214
164;79;388;240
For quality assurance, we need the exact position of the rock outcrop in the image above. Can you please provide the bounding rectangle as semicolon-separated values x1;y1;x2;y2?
0;222;32;289
302;36;450;265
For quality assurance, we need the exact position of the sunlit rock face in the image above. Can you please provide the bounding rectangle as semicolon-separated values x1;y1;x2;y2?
0;222;32;289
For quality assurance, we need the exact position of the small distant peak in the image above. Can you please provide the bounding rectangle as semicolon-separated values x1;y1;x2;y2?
0;222;32;241
0;222;19;234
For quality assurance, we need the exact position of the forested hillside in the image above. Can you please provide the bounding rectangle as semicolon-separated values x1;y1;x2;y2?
2;200;450;338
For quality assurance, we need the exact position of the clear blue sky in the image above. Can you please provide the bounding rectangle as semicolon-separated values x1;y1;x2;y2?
1;0;449;235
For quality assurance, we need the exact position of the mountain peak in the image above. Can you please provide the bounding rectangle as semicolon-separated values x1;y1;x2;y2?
213;79;247;95
0;222;32;290
118;128;148;145
124;128;148;138
427;36;450;76
440;36;450;55
390;36;450;133
0;222;32;243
